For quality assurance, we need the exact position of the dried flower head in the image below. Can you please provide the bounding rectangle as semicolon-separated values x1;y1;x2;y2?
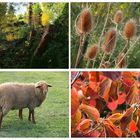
123;19;136;40
101;61;110;68
114;10;123;24
85;44;98;59
117;53;126;68
103;29;117;54
76;8;93;35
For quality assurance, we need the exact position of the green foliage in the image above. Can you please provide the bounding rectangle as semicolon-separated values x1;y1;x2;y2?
0;2;68;68
0;72;69;137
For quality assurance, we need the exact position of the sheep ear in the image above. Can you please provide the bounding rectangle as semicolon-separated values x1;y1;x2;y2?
35;83;42;88
48;84;52;87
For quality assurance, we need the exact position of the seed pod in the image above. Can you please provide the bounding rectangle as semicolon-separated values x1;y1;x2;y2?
76;8;93;35
114;10;123;24
85;44;98;59
117;53;126;68
103;29;117;54
123;19;136;40
101;61;110;68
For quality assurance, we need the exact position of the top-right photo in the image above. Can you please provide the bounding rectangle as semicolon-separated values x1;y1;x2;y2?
71;2;140;68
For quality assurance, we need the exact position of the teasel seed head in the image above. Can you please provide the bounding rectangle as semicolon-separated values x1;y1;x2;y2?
76;8;93;35
117;52;126;68
101;61;110;68
123;19;136;40
85;44;98;60
103;28;117;54
114;10;123;24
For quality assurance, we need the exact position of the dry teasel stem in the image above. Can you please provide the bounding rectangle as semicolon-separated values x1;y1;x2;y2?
114;10;123;24
123;19;136;40
117;52;126;68
103;28;117;54
75;8;93;68
85;44;98;60
76;8;93;35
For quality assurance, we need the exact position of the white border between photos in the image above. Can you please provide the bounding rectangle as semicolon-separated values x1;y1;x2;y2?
0;0;140;139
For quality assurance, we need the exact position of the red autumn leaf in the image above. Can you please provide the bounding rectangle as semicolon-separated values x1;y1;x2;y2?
89;72;99;82
103;72;121;81
107;100;118;111
79;104;100;122
129;120;138;133
120;107;135;131
122;72;135;94
77;119;92;132
89;99;96;107
71;87;80;116
126;85;139;105
118;93;126;105
103;120;122;137
100;78;112;102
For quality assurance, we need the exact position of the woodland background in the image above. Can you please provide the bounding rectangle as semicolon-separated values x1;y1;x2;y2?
0;3;68;68
71;3;140;68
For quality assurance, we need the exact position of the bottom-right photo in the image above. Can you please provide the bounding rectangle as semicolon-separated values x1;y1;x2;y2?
71;71;140;137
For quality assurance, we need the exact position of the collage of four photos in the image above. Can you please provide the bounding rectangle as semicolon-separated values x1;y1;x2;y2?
0;1;140;138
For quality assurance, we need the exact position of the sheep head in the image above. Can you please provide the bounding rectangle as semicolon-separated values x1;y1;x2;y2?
35;81;52;102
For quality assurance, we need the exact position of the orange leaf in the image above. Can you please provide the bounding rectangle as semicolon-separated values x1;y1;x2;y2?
100;78;112;102
129;120;138;132
137;108;140;130
77;119;92;132
71;109;81;128
79;104;100;122
108;113;123;123
126;85;139;105
120;107;135;131
71;87;79;116
103;120;122;137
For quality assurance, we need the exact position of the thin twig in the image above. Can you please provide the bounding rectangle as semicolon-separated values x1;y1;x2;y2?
115;37;140;68
85;122;102;135
108;24;118;62
99;53;106;68
98;3;111;47
71;71;81;87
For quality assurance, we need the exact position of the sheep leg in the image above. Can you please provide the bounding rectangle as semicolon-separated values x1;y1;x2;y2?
28;110;32;122
19;109;23;120
31;110;36;124
0;111;3;129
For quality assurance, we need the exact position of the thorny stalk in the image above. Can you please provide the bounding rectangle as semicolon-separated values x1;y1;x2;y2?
115;37;140;68
98;3;111;68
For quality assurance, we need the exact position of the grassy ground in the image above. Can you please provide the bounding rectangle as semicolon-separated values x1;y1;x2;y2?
0;72;69;137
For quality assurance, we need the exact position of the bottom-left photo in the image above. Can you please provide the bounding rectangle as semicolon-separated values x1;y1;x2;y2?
0;71;69;137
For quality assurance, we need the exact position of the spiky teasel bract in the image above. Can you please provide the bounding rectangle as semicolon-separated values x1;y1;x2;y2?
103;28;117;54
76;8;93;35
123;19;136;40
114;10;123;24
117;53;126;68
85;44;98;59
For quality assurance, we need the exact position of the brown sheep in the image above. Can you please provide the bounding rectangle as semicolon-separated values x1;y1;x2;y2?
0;81;52;128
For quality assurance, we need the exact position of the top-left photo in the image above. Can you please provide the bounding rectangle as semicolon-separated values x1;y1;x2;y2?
0;2;68;69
